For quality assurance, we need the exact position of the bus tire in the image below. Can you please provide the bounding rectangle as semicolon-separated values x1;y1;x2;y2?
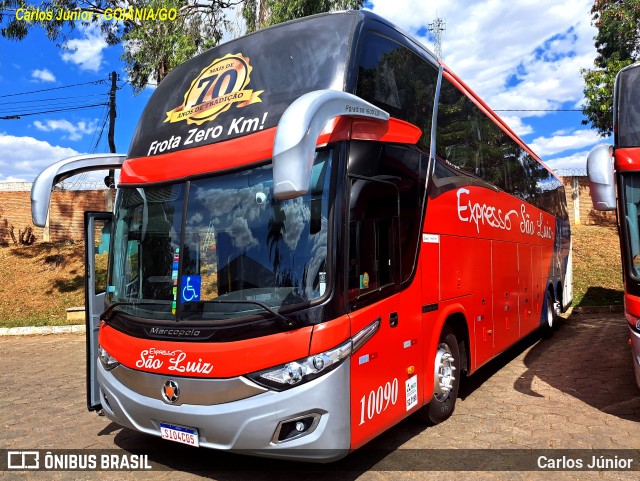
422;326;461;425
541;291;557;338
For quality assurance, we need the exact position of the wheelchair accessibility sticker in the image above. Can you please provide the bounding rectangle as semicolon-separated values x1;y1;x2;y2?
180;275;201;303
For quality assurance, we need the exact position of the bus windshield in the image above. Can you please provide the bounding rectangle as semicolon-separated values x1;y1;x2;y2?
107;150;333;321
621;172;640;280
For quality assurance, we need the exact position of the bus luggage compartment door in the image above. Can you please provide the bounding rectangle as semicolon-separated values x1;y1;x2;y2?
84;212;113;411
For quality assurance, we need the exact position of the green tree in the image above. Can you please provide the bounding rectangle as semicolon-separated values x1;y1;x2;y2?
2;0;362;93
581;0;640;136
242;0;361;33
0;0;241;93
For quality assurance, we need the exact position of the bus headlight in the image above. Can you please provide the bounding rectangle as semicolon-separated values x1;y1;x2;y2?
98;345;120;370
247;340;352;391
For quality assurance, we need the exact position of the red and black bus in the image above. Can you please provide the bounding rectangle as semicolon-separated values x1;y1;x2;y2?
588;61;640;388
32;10;572;460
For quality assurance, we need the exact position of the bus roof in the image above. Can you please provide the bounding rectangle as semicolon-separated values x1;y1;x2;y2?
127;11;361;160
125;10;558;183
126;10;439;162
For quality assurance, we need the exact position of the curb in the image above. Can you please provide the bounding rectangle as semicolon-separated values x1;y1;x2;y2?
0;324;85;337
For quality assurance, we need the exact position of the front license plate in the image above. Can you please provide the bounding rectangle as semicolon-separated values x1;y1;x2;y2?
159;423;199;447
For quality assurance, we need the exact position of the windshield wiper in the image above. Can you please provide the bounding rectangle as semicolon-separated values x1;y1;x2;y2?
102;299;298;330
205;299;298;330
101;301;169;321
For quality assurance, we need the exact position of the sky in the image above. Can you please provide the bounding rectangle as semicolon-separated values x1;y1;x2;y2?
0;0;608;183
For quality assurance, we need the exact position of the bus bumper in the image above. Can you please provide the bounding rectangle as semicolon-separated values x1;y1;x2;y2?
96;360;351;461
629;326;640;388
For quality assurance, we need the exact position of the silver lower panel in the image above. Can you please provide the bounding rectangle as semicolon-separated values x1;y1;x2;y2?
111;365;267;406
97;360;351;461
629;326;640;389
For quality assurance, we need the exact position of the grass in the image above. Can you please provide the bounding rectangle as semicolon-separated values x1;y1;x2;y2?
571;224;624;307
0;241;86;328
0;224;625;328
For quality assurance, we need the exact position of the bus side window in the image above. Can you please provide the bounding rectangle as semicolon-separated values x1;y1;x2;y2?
436;78;483;176
348;178;400;307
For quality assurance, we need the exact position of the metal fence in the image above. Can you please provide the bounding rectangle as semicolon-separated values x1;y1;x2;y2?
554;168;587;177
0;182;32;192
55;180;108;191
0;181;108;192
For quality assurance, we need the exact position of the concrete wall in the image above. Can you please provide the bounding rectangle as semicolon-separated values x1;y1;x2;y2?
0;189;111;245
562;176;617;227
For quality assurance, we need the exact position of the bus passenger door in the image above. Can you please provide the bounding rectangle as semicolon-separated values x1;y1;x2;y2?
84;212;113;411
346;178;423;449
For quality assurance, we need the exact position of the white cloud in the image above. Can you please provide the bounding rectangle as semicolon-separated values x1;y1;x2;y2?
0;174;29;183
529;129;603;157
544;150;592;172
369;0;598;160
0;133;80;181
500;115;534;137
33;119;98;141
61;25;108;72
31;69;56;83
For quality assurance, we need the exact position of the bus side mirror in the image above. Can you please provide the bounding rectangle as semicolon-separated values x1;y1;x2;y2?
31;153;126;227
586;144;616;211
272;90;389;200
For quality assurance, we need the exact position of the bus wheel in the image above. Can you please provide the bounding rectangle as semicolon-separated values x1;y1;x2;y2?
554;290;563;318
541;291;557;338
422;326;461;425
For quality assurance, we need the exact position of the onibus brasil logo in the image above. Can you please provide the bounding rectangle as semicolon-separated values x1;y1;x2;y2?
165;53;263;126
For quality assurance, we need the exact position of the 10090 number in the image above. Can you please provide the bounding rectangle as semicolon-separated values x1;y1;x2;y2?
359;378;399;425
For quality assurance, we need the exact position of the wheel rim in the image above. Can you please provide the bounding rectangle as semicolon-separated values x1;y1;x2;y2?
546;297;554;328
433;342;456;402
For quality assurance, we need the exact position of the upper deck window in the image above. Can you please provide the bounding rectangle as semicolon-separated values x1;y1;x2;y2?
356;32;438;151
617;65;640;148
